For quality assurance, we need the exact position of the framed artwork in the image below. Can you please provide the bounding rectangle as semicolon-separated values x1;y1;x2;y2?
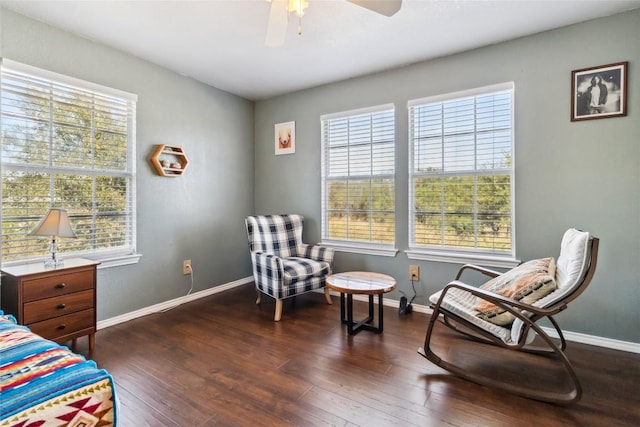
274;121;295;155
571;61;628;121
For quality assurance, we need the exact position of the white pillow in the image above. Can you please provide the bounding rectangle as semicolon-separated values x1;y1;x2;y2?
510;228;591;343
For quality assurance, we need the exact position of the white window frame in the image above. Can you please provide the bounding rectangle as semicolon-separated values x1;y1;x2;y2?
320;103;398;257
0;58;140;268
406;83;519;268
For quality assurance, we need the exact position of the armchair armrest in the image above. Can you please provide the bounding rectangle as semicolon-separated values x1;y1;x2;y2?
298;244;335;264
251;252;285;282
454;264;503;281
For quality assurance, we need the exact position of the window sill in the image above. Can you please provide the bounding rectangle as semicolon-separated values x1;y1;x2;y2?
88;253;143;269
321;241;398;257
2;252;142;270
406;249;520;268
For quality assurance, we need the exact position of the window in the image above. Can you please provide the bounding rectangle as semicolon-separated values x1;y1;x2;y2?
0;59;138;267
321;104;396;256
408;83;515;266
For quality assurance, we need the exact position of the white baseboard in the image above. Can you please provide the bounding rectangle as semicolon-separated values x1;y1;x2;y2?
97;276;253;330
98;279;639;355
540;328;640;354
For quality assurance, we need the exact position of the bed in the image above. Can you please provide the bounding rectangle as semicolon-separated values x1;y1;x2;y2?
0;312;117;426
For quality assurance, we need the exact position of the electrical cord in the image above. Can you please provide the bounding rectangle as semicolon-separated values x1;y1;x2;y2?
409;276;417;306
158;264;194;313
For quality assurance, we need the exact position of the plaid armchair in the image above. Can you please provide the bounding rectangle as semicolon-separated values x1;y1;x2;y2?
245;214;334;321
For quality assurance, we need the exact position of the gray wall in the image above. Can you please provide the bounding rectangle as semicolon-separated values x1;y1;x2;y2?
2;7;638;343
255;10;640;343
0;9;255;320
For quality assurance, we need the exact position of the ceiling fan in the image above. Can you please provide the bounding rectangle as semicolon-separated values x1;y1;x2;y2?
265;0;402;47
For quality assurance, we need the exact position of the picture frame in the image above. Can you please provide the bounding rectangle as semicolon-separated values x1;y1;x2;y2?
571;61;628;121
274;121;295;155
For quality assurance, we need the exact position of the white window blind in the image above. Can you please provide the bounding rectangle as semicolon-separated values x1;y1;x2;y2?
408;83;514;256
321;104;395;248
0;59;137;264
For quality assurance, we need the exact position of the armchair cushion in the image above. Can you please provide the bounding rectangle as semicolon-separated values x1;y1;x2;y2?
474;257;557;326
282;257;331;283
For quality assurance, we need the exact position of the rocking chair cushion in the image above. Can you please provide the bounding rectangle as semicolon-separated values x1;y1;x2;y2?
474;257;557;326
429;287;513;342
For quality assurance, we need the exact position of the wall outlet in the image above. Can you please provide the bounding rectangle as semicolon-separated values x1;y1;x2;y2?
183;259;192;275
409;265;420;281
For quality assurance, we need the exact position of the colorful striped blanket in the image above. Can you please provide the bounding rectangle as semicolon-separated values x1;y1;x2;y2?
0;313;116;426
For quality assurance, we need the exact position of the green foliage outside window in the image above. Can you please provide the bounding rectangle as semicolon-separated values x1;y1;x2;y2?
326;179;394;244
1;64;135;262
412;174;511;250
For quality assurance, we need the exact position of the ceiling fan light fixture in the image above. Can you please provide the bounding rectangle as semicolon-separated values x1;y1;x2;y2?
265;0;402;46
288;0;308;18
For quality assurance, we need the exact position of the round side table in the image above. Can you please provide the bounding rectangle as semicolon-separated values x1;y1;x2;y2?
326;271;396;335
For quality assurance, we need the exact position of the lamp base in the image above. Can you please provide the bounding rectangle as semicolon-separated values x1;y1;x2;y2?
44;257;64;269
43;237;64;268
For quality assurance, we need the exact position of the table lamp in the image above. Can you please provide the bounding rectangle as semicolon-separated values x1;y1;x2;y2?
29;208;77;268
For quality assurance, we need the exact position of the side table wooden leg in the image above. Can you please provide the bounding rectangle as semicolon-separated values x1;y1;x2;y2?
89;333;95;352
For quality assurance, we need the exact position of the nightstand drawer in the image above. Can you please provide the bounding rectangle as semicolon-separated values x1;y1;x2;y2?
28;308;94;340
23;290;94;324
23;270;94;302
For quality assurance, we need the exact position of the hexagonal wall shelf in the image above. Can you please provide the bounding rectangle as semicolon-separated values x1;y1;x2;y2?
150;144;189;177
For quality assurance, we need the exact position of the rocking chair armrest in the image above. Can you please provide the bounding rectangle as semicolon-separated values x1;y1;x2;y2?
439;281;560;317
454;264;503;281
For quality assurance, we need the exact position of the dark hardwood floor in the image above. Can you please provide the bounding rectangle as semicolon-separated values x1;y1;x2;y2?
75;284;640;426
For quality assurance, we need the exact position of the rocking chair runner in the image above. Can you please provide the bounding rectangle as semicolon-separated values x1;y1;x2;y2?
418;228;599;405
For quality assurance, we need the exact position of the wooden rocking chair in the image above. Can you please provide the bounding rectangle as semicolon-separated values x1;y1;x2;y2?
418;228;599;405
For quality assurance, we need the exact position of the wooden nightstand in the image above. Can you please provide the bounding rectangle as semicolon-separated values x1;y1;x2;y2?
1;258;100;351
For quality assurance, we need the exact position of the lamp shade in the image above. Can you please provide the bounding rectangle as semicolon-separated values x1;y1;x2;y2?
29;208;77;238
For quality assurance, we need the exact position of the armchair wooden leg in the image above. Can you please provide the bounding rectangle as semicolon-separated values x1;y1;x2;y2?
255;288;261;305
324;286;333;305
274;299;283;322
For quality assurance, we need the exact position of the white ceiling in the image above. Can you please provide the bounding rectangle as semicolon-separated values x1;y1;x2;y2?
2;0;639;100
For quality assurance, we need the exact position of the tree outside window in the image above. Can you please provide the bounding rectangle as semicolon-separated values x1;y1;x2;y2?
1;60;136;264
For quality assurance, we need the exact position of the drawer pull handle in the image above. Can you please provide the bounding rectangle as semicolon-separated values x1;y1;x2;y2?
56;283;66;289
57;324;66;330
57;303;67;309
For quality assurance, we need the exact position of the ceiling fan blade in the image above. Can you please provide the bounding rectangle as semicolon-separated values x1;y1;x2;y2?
347;0;402;17
265;0;289;47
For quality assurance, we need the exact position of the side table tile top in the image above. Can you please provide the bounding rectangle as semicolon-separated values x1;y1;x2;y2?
326;271;396;294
